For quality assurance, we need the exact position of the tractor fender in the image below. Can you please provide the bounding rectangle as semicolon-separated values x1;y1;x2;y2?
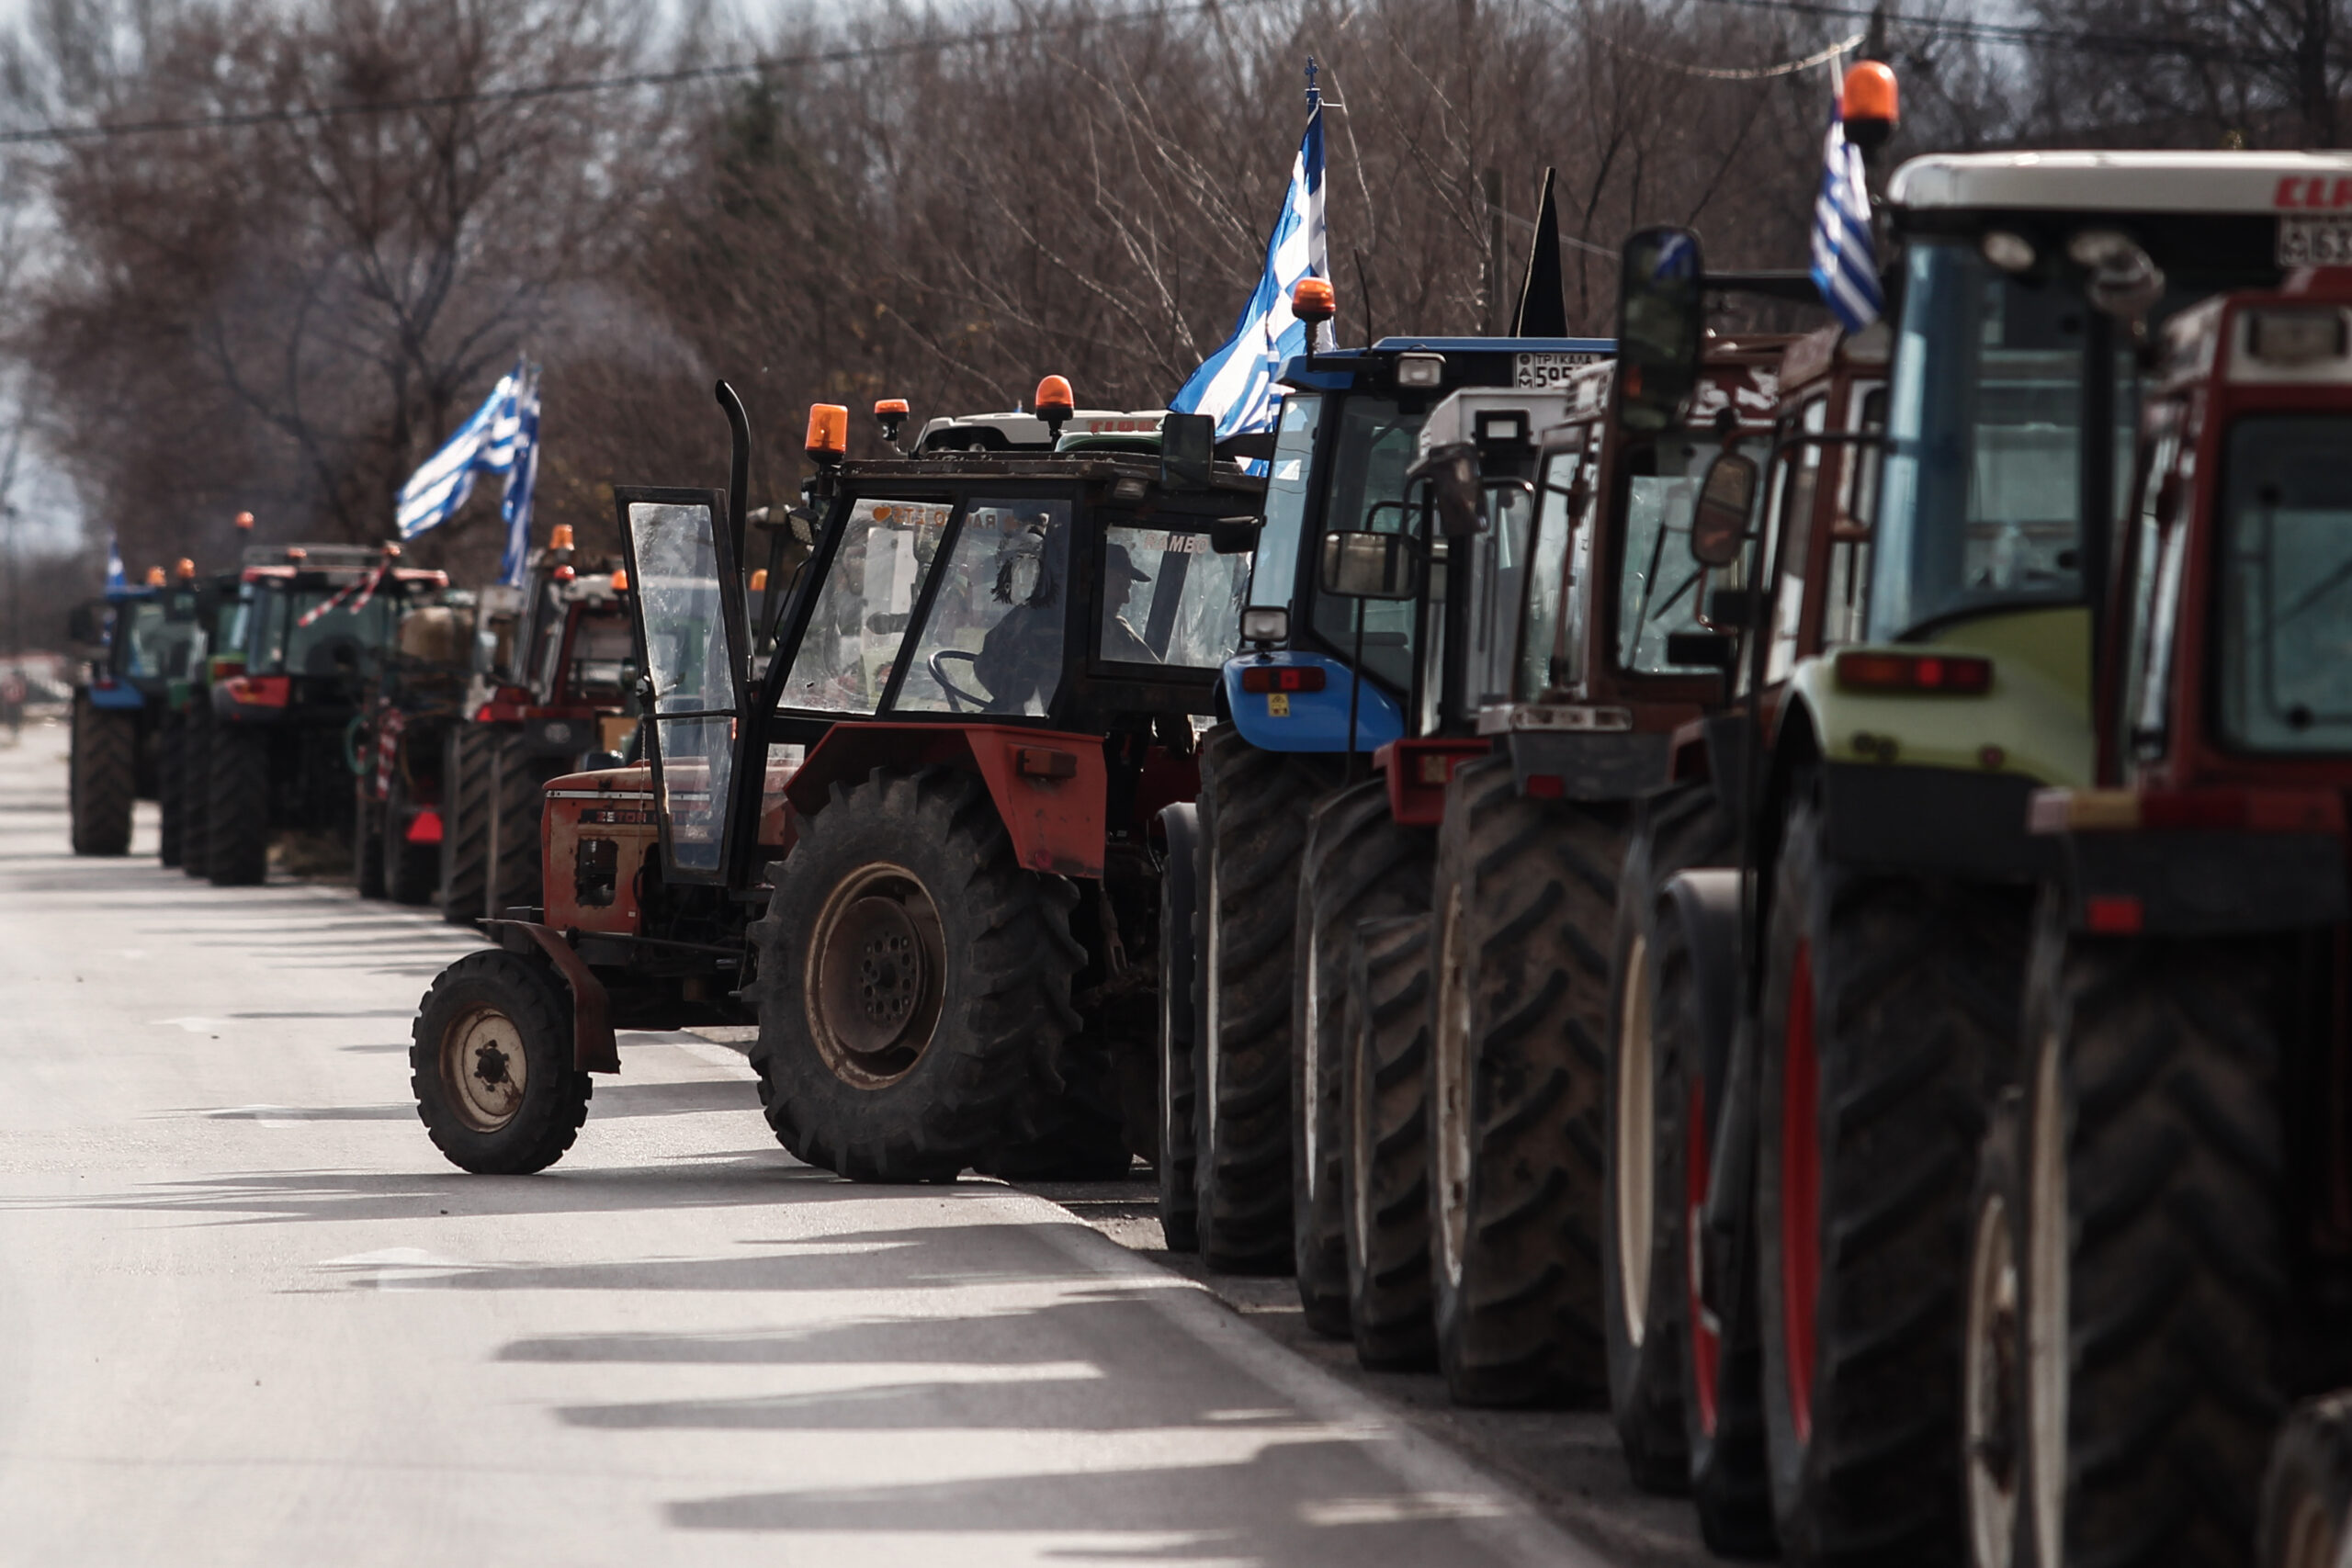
785;722;1109;879
485;919;620;1073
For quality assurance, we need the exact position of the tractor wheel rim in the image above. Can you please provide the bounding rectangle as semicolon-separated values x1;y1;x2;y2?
1780;939;1821;1447
1685;1071;1723;1436
444;1003;527;1133
2026;1031;2069;1568
1615;931;1655;1344
1433;884;1473;1288
807;863;944;1089
1301;918;1324;1199
1964;1186;2020;1568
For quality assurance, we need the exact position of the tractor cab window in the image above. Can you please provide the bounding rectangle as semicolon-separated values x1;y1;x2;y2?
1617;432;1763;675
1472;480;1541;707
2120;422;2184;761
1247;391;1319;610
628;497;741;872
782;497;951;714
2215;414;2352;753
1097;525;1249;671
115;601;173;679
1307;397;1423;692
1521;435;1598;697
250;583;398;677
562;609;636;704
899;499;1069;716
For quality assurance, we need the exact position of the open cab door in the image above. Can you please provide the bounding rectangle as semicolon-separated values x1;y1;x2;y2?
614;487;750;882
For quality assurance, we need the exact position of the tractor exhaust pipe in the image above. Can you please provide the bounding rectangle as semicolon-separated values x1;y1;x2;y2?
716;380;752;578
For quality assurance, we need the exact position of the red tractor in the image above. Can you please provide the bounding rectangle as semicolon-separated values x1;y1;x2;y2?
1961;268;2352;1568
408;383;1261;1181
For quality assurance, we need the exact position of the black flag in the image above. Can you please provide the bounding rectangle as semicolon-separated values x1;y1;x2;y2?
1510;168;1568;338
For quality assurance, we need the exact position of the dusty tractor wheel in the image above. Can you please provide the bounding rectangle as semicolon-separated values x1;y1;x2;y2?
1193;725;1327;1273
1755;794;2027;1566
2000;916;2288;1568
382;769;439;906
748;766;1084;1184
2261;1396;2352;1568
1157;803;1202;1252
156;711;185;866
179;699;212;879
440;725;492;925
1342;912;1436;1369
69;693;137;856
1426;753;1622;1407
1604;784;1732;1492
411;947;592;1174
1294;776;1432;1337
487;734;563;918
205;723;273;886
1962;1090;2027;1568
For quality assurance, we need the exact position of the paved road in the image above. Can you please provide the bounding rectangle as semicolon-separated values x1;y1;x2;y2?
0;728;1700;1566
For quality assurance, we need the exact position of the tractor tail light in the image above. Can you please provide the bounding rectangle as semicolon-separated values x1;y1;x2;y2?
405;809;444;844
1238;666;1326;694
2083;895;2143;934
1016;747;1078;780
1835;649;1993;695
224;674;290;707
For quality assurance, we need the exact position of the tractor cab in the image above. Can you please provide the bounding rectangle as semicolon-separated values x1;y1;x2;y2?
220;544;448;716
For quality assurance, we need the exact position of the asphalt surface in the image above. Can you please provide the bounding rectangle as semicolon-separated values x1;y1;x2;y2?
0;724;1714;1566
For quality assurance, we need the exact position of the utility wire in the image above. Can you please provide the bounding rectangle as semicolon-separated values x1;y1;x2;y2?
0;0;1283;148
1689;0;2278;66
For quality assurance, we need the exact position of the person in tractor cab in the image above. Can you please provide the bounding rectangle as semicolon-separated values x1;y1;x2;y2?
1094;543;1159;666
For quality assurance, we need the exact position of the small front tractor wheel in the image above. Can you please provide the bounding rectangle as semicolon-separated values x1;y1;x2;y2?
411;948;592;1174
205;723;273;886
1342;913;1436;1369
1157;803;1202;1252
68;692;137;856
2261;1396;2352;1568
748;766;1084;1183
440;725;492;925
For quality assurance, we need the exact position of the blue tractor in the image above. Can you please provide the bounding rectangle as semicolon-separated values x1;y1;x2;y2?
66;570;198;856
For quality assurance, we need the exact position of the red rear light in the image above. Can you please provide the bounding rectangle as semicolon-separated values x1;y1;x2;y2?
1524;773;1566;799
1238;666;1328;694
2083;895;2143;934
1835;649;1993;695
405;808;444;844
223;674;290;707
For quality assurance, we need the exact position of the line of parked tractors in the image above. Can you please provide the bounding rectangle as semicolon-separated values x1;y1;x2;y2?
59;63;2352;1568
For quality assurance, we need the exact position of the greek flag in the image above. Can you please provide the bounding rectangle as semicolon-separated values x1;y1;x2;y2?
496;367;542;587
1170;80;1329;439
104;535;127;593
1810;96;1881;333
396;359;537;546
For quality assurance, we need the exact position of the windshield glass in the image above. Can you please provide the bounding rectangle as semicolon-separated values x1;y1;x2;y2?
559;607;636;703
897;500;1069;716
1248;392;1319;610
781;498;952;713
1100;525;1249;671
1307;397;1423;691
1616;433;1764;674
1869;242;2130;637
2215;414;2352;753
116;602;188;680
1520;446;1586;699
247;583;402;676
1471;483;1540;707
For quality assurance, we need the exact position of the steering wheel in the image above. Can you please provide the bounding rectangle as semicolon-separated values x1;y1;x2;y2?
928;649;996;713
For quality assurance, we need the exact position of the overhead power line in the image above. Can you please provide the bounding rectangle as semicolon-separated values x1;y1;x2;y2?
1690;0;2277;66
0;0;1283;149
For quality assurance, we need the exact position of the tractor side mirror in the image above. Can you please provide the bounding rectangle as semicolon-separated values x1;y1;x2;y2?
1319;530;1419;601
1209;517;1261;555
1690;451;1759;567
1161;412;1216;492
1615;227;1706;434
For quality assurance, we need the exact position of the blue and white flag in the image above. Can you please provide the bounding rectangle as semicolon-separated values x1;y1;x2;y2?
496;367;542;587
1810;96;1882;333
1171;78;1329;440
103;535;127;593
396;359;537;546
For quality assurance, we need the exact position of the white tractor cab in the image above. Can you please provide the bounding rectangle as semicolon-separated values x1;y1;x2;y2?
911;406;1173;458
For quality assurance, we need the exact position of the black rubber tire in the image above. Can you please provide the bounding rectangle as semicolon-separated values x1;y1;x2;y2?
1193;724;1327;1273
1427;752;1623;1407
354;784;387;898
2011;914;2288;1568
1343;912;1437;1369
1157;803;1202;1253
488;733;562;918
156;711;185;866
383;766;439;906
1657;897;1777;1557
411;947;593;1174
205;723;273;886
1962;1089;2026;1568
1754;794;2027;1567
2260;1394;2352;1568
1604;783;1733;1491
1294;776;1433;1337
973;1032;1130;1180
68;693;137;856
747;766;1085;1183
441;724;492;924
179;699;212;879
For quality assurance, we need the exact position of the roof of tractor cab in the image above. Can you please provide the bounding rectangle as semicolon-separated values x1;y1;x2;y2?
1890;150;2352;213
839;450;1266;500
240;564;449;589
1281;334;1613;393
912;408;1169;454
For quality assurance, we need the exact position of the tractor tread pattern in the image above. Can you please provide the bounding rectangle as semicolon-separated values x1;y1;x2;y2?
410;947;592;1174
205;724;273;886
441;726;492;924
1345;912;1437;1368
69;694;137;856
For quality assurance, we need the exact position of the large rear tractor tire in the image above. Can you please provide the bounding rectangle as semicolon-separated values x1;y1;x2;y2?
1343;913;1437;1369
1193;725;1327;1273
411;947;592;1174
1427;753;1623;1406
487;734;562;918
205;724;273;886
156;711;185;866
1755;794;2027;1566
748;767;1084;1183
1604;783;1733;1491
69;693;137;856
1294;777;1433;1336
2260;1395;2352;1568
1157;803;1201;1252
1992;915;2289;1568
179;699;213;879
440;725;492;925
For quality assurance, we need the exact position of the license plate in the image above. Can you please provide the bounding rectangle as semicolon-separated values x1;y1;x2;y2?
2278;215;2352;266
1513;350;1600;389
